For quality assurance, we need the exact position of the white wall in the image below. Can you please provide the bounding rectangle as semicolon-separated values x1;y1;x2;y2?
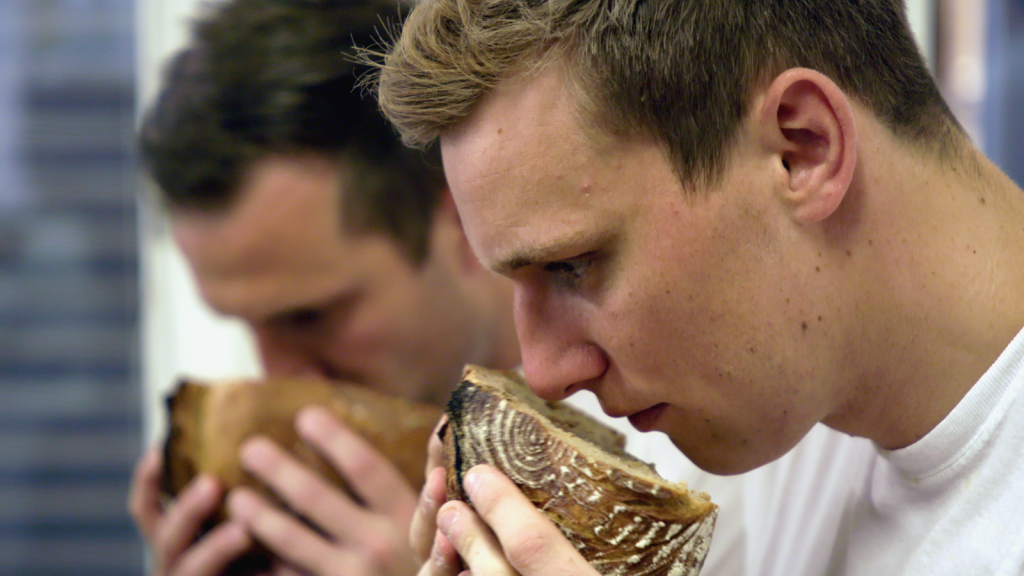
136;0;261;446
135;0;940;446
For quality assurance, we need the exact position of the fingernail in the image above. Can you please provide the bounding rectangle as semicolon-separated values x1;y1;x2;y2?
463;470;481;498
194;475;218;498
239;437;272;469
296;406;330;434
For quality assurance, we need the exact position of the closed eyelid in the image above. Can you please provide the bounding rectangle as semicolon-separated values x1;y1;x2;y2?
539;253;598;291
266;307;325;328
491;230;617;276
262;290;360;328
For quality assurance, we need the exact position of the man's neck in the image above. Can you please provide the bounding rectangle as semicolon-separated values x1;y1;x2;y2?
825;132;1024;449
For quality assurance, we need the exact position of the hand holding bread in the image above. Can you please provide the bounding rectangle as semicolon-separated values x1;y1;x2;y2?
133;376;443;576
416;366;717;576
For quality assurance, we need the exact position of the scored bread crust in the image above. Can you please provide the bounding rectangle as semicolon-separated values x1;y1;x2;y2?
163;376;443;509
444;365;717;576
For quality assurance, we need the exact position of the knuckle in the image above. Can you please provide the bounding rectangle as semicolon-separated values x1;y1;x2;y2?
255;512;298;547
505;530;549;571
362;535;400;569
341;445;380;481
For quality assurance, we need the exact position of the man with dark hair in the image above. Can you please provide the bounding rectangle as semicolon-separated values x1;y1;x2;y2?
375;0;1024;574
130;0;745;575
129;1;523;574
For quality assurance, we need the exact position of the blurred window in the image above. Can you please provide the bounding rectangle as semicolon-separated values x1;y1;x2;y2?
0;0;143;575
984;0;1024;185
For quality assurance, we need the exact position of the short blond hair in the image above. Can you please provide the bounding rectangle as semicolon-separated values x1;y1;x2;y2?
374;0;963;186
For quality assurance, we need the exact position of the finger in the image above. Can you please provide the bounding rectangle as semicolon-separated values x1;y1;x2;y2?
227;487;362;575
153;474;224;570
427;415;448;475
417;528;462;576
436;500;517;576
239;435;421;574
462;465;597;575
168;521;253;576
411;466;447;561
297;406;417;517
128;447;164;541
239;436;370;538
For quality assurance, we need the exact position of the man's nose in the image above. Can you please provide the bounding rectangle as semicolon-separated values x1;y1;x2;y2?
252;326;330;378
514;285;607;402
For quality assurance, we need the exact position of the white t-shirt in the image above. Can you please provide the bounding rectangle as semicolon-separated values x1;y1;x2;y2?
744;326;1024;576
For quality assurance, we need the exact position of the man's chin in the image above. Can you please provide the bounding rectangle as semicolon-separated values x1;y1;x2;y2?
667;434;782;476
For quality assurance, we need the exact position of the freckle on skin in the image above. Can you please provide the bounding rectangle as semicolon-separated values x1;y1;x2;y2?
817;315;822;322
497;127;503;134
801;321;808;332
846;249;852;257
868;239;874;246
815;266;821;272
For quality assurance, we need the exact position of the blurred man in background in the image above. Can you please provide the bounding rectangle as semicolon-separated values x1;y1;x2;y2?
130;0;519;574
129;0;743;575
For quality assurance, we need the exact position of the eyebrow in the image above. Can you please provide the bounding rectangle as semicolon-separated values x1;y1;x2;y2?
491;228;615;275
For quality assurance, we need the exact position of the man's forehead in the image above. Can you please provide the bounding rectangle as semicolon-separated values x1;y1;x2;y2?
440;67;595;244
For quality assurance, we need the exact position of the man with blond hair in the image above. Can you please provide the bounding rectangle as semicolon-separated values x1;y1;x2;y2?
374;0;1024;574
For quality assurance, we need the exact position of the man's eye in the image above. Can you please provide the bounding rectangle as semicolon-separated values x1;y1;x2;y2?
542;257;592;290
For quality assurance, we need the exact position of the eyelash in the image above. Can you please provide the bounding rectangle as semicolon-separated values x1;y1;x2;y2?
542;256;593;290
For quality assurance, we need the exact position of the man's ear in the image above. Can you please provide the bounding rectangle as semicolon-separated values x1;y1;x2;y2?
758;68;857;224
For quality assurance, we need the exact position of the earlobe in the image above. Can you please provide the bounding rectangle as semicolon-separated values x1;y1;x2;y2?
762;68;857;224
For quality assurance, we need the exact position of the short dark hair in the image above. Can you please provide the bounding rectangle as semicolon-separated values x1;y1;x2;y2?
140;0;446;263
376;0;965;188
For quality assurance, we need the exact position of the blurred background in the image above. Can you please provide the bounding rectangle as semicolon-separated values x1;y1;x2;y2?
0;0;1021;574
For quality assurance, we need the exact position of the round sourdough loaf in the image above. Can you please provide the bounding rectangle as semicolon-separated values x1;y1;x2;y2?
162;376;443;509
443;365;717;576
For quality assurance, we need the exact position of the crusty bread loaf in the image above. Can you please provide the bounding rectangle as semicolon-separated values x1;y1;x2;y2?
162;376;443;509
443;365;717;576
